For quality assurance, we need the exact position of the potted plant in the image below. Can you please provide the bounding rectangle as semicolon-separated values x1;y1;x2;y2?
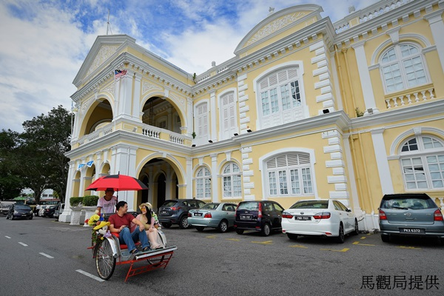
69;197;84;225
82;195;99;227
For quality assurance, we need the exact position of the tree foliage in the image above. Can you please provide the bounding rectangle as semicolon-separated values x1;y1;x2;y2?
0;130;23;199
0;106;72;202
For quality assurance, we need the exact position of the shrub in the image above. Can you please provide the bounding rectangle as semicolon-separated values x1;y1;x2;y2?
83;195;99;206
69;197;83;207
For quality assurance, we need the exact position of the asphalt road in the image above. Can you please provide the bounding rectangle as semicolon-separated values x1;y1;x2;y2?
0;215;443;295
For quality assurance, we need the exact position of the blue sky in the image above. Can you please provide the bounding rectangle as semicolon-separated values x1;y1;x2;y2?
0;0;378;132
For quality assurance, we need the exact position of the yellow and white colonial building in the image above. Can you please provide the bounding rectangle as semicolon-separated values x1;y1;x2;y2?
60;0;444;232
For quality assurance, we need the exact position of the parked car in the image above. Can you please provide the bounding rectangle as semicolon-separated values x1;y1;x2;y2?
42;205;58;218
158;199;206;229
379;193;444;243
1;201;16;215
188;202;238;232
6;204;33;220
234;200;284;236
281;199;358;243
53;203;65;218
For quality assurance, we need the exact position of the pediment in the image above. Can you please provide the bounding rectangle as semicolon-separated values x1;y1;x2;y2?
73;34;136;88
234;4;323;56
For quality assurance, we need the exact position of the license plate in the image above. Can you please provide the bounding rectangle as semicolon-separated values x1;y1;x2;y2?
161;211;167;214
400;228;424;234
241;215;251;220
195;213;202;216
295;216;310;221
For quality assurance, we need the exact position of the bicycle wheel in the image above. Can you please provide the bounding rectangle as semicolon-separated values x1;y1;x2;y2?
94;239;116;280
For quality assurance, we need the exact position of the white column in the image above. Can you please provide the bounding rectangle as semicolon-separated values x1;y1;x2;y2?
210;91;217;141
211;154;218;202
59;161;76;222
371;128;394;194
352;41;379;115
115;73;133;121
132;74;141;120
425;9;444;74
186;158;193;198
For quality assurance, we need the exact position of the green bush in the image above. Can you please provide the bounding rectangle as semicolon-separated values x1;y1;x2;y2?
83;195;99;206
69;197;83;206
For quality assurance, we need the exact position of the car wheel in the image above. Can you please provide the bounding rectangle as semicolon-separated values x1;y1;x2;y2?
353;219;359;235
235;229;244;235
335;223;345;243
381;235;390;243
218;220;228;233
29;216;33;220
261;223;271;236
6;214;9;219
162;222;172;229
195;226;205;232
287;233;298;240
179;216;189;229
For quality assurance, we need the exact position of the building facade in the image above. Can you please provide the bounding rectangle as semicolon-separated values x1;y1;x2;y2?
59;0;444;232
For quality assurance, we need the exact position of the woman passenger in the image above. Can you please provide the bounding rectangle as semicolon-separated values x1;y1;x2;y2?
136;203;162;249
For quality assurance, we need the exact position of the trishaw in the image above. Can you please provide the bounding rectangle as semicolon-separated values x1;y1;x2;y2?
89;223;177;282
85;173;177;282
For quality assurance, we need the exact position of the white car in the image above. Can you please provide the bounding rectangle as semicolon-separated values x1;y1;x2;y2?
282;199;358;243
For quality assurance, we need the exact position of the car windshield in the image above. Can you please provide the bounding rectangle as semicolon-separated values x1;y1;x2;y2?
15;205;31;210
290;200;328;209
201;203;219;210
237;202;259;210
161;201;178;208
381;198;436;210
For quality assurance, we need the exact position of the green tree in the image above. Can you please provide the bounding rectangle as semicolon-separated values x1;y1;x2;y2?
0;130;23;200
17;106;72;203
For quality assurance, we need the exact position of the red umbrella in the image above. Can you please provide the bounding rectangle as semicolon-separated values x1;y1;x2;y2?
86;174;148;192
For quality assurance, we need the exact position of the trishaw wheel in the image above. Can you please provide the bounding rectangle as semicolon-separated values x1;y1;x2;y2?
94;239;116;280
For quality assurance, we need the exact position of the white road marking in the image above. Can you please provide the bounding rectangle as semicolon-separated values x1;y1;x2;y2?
76;269;105;282
39;252;54;259
18;242;28;247
5;236;11;239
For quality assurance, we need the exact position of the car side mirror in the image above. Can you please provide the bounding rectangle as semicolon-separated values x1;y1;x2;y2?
346;208;352;212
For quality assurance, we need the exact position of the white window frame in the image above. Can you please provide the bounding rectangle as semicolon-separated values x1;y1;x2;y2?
194;101;209;145
379;42;429;94
195;167;211;199
219;90;238;140
265;153;313;197
254;62;306;130
399;135;444;190
222;162;242;199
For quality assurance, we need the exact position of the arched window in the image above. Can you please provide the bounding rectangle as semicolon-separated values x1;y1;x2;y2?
400;136;444;190
257;67;304;129
222;162;241;198
195;167;211;199
380;42;428;93
266;153;313;196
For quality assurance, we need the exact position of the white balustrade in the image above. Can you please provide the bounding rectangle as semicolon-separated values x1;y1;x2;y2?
385;88;434;109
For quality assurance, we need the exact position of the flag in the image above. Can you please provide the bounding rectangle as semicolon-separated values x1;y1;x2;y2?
86;161;94;167
114;69;127;79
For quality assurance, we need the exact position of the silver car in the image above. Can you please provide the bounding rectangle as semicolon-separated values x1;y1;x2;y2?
379;193;444;243
188;202;237;233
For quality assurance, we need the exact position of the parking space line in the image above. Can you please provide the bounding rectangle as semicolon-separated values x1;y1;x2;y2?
39;252;54;259
289;245;308;249
398;246;421;250
251;240;273;245
76;269;105;282
5;236;11;239
226;238;240;242
18;242;28;247
320;248;349;252
206;235;216;239
353;241;375;246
